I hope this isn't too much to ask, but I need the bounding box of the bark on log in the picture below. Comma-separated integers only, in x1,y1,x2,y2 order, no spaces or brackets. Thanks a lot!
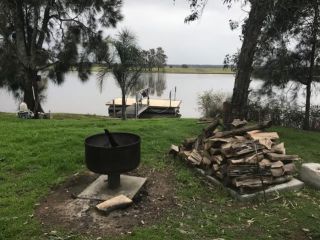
212,121,272,138
203,119,222,137
265,153,300,161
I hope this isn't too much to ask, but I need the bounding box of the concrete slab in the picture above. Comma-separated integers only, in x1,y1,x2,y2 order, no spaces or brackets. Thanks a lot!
195,168,304,201
78,175,147,201
300,163,320,189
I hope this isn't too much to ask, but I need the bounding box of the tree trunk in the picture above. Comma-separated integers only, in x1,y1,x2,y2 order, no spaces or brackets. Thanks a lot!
303,82,311,130
24,70,44,118
303,0,318,130
121,88,126,120
230,0,269,121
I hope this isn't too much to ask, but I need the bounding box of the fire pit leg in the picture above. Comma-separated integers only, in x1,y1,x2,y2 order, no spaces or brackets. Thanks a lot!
108,173,120,189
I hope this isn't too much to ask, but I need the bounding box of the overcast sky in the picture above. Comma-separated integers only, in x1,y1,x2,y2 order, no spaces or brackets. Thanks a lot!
106,0,247,65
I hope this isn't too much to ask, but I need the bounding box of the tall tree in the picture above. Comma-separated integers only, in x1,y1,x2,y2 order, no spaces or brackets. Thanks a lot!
184,0,274,121
99,29,144,120
253,0,320,130
0,0,122,117
147,48,156,71
155,47,167,71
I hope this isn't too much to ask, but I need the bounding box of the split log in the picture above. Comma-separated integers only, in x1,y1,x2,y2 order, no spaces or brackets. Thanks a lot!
227,165,271,177
234,175,293,188
203,119,222,138
257,138,273,149
259,159,272,168
234,135,247,141
202,156,212,168
283,163,296,174
271,142,286,154
231,119,248,128
272,175,293,184
233,176,273,188
265,153,300,161
183,138,197,149
211,155,223,164
212,121,272,138
209,148,221,155
212,164,219,171
271,168,284,177
205,137,234,148
96,195,132,214
179,151,191,160
271,161,284,168
169,144,180,155
247,131,279,140
221,142,264,158
229,153,264,164
187,150,202,166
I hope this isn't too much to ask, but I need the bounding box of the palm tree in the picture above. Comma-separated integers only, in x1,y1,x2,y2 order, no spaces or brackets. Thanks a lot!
99,29,144,120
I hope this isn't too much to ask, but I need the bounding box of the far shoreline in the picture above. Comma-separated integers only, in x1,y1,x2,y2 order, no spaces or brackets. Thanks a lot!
90,65,235,75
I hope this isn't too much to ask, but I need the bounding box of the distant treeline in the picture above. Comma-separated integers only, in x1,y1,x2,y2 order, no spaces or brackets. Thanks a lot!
167,64,225,68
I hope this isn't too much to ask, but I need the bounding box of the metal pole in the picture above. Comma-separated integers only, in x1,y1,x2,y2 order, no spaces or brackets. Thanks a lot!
136,93,138,119
169,91,171,108
113,100,116,118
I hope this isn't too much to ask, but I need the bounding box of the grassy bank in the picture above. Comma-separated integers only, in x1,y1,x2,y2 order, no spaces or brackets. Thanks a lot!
90,65,234,74
0,113,320,240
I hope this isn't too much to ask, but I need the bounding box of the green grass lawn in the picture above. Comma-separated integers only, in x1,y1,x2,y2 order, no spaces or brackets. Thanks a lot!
0,113,320,240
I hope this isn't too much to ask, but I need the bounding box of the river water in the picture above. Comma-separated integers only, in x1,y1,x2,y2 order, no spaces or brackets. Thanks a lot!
0,72,319,118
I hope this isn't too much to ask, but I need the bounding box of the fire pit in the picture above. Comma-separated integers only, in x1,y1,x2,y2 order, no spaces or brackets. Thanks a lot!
85,130,140,189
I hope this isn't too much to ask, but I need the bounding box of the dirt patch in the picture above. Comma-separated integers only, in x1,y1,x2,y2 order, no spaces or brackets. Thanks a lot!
35,167,176,237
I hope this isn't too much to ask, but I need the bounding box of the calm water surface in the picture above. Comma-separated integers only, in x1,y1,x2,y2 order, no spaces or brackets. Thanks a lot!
0,72,319,118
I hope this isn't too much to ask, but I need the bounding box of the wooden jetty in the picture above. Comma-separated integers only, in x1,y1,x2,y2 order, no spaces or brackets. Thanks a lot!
106,98,182,118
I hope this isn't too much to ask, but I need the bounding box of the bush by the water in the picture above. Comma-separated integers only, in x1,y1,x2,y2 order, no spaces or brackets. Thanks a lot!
197,90,230,118
197,90,320,130
247,96,320,130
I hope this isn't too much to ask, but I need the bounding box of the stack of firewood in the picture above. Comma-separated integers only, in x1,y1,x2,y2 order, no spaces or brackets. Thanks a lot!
171,119,299,193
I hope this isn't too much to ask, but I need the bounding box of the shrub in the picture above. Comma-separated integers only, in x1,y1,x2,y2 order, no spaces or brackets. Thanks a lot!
197,90,231,118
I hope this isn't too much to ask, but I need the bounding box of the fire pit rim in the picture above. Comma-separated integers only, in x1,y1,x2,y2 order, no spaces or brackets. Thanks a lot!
84,132,141,149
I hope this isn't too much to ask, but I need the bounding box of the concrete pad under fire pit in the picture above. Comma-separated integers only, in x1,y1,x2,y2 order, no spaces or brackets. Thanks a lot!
78,175,147,201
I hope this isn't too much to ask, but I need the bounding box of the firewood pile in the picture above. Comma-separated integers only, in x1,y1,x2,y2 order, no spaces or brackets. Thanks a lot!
171,119,300,193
